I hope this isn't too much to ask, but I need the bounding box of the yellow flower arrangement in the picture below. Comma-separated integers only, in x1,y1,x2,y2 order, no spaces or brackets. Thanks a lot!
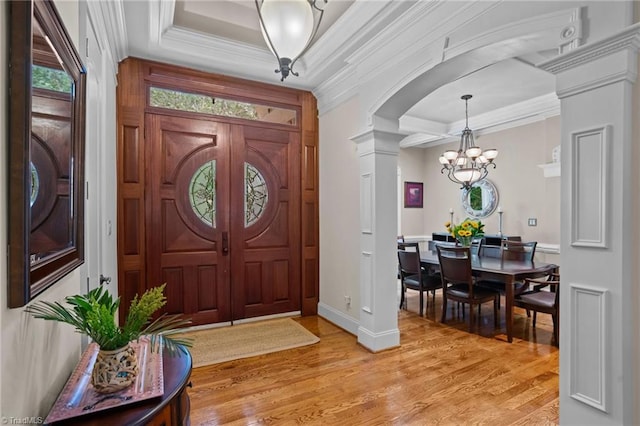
445,218,485,247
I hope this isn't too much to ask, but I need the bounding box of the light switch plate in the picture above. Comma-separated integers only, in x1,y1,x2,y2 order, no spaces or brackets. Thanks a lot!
528,218,537,226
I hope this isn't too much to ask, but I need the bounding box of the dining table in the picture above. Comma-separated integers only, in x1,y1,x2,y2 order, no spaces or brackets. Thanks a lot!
420,248,559,343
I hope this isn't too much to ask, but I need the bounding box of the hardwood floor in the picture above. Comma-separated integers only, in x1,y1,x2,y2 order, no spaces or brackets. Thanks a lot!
189,291,559,425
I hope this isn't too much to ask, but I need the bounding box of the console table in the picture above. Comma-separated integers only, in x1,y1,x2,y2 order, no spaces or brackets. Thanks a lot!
46,349,192,425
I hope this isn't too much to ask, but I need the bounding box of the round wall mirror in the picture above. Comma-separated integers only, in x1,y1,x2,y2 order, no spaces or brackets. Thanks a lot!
460,179,499,218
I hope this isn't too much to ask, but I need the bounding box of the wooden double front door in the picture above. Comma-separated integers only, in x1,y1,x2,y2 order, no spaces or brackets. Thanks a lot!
145,113,301,326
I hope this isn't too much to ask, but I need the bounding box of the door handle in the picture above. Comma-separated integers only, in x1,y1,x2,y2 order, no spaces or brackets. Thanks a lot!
222,231,229,255
100,274,111,286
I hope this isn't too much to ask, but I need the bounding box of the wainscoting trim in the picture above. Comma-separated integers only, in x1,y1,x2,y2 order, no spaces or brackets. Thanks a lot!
569,282,608,412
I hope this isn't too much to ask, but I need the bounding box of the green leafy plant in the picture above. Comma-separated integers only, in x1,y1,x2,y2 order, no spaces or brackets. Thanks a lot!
25,284,192,356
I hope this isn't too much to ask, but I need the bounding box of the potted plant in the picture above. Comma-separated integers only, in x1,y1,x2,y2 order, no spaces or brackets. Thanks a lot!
25,284,192,393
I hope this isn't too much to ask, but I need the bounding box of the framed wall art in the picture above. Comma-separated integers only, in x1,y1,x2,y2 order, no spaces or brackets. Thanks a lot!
404,181,423,208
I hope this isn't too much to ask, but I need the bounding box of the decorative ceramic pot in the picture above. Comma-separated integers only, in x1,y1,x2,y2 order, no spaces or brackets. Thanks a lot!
91,343,138,393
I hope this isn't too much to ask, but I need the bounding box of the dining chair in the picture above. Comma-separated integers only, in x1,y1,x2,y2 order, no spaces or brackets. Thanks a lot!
397,248,442,316
500,240,537,261
436,246,500,332
514,273,560,345
476,240,538,308
396,236,405,278
470,238,483,256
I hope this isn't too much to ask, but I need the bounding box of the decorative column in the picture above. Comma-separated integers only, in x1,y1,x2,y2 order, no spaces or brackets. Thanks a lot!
351,129,402,352
539,23,640,425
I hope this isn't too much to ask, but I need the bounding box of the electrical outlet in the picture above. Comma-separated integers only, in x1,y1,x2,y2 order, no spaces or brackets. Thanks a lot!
344,295,351,306
528,218,537,226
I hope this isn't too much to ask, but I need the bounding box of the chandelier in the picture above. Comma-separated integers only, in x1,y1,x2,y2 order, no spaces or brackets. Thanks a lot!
255,0,326,82
438,94,498,190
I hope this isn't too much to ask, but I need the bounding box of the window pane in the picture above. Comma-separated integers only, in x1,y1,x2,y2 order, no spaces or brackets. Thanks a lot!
190,161,216,227
30,162,39,207
245,163,268,227
32,64,73,92
150,87,297,126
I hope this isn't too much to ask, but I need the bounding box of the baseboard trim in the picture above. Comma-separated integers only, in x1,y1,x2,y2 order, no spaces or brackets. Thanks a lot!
317,302,360,335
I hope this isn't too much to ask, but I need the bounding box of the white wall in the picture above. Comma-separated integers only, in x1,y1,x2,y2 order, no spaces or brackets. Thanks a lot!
318,96,362,332
0,1,83,419
398,147,427,238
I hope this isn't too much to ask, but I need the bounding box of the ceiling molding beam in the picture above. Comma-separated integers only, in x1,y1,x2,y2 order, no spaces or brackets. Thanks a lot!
86,0,128,69
399,133,443,149
443,7,583,62
314,64,359,115
538,22,640,74
398,116,448,135
402,93,560,149
303,1,414,82
447,92,560,134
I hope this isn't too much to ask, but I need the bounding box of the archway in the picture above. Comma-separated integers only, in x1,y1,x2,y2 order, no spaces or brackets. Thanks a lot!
354,5,582,352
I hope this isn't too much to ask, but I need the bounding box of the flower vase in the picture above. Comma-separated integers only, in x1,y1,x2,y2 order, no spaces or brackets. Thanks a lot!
91,343,138,393
457,236,472,247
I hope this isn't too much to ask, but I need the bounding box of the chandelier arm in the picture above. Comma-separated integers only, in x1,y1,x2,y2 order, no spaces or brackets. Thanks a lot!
439,94,495,189
309,0,328,12
254,0,284,74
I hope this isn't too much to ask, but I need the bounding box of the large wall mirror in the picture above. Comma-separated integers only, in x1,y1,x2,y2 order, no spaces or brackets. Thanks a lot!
8,0,86,307
460,179,499,219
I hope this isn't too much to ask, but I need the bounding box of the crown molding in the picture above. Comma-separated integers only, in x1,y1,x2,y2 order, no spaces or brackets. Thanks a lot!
538,22,640,75
147,0,290,86
303,1,410,81
448,93,560,133
444,7,582,62
398,116,449,136
85,0,128,72
398,133,442,149
400,93,560,149
314,64,359,115
351,129,403,157
145,0,415,90
346,1,450,66
161,26,274,66
149,0,175,46
149,26,295,87
538,23,640,99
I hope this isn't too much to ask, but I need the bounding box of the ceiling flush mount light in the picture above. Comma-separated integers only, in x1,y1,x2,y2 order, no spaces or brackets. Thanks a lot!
439,95,498,190
255,0,326,81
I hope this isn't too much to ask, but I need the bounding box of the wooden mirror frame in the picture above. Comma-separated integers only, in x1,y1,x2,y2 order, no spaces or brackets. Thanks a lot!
8,0,86,307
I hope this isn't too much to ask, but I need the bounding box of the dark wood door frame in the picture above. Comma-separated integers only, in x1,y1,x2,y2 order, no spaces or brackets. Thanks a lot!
116,58,319,324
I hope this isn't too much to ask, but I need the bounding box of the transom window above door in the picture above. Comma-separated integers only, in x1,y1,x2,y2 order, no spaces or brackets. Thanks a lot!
149,86,297,126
